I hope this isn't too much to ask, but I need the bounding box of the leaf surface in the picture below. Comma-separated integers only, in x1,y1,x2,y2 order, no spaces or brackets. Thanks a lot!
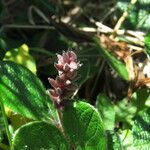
63,101,106,150
12,121,69,150
144,34,150,56
132,108,150,150
0,61,54,120
96,94,115,130
106,130,123,150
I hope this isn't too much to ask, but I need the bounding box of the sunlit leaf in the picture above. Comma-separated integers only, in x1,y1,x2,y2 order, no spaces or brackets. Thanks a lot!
144,33,150,56
63,101,107,150
0,61,55,120
12,121,69,150
132,108,150,150
3,44,37,74
119,129,133,150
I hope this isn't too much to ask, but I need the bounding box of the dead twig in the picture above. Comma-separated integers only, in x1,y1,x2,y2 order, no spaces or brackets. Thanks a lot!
114,0,138,32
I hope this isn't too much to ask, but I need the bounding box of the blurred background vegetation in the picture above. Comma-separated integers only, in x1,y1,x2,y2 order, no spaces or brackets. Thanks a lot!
1,0,150,103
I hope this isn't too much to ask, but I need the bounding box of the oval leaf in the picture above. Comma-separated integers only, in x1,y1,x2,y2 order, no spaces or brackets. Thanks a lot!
63,101,106,150
0,61,52,120
12,121,69,150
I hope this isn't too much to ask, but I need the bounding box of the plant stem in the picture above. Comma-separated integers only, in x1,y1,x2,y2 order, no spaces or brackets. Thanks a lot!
0,101,12,148
122,129,129,142
57,110,64,133
113,0,137,32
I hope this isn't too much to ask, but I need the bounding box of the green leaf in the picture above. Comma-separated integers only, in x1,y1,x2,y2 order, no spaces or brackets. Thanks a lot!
106,130,123,150
3,44,37,74
119,129,133,150
114,88,150,125
96,94,115,130
63,101,107,150
132,108,150,150
0,61,53,120
144,34,150,56
12,121,69,150
135,88,150,111
145,93,150,107
94,38,129,80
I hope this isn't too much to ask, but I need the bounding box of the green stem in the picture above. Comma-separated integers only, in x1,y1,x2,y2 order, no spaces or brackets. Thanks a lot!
122,129,129,142
57,110,64,133
0,101,12,148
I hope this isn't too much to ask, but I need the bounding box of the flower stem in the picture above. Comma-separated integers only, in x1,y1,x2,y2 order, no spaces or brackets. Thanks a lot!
0,101,12,148
57,109,64,133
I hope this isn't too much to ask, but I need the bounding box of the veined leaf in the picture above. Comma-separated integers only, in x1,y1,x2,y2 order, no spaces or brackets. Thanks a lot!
0,61,54,120
63,101,106,150
12,121,69,150
132,108,150,150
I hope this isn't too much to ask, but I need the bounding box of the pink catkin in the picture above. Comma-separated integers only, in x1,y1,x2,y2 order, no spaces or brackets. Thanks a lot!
48,51,82,108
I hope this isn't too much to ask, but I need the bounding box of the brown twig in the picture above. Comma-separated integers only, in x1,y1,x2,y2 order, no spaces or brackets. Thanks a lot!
114,0,138,32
